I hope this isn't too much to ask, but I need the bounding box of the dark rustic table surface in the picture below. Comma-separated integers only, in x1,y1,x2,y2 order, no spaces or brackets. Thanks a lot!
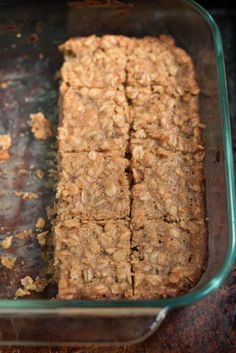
1,3,236,353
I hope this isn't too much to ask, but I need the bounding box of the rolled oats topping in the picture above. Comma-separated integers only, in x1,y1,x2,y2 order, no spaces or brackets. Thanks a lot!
58,86,130,154
56,152,130,221
130,219,207,299
54,218,132,299
131,148,205,226
55,34,207,300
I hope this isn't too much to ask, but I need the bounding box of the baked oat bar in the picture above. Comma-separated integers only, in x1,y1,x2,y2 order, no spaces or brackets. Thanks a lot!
56,152,130,221
54,217,132,299
131,147,205,227
130,93,204,153
58,85,130,154
126,35,199,96
59,36,127,89
130,219,207,299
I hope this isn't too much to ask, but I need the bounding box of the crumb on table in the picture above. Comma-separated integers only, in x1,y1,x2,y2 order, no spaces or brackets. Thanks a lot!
35,169,44,179
15,229,32,239
29,112,53,140
15,276,48,298
1,255,16,269
21,275,48,292
15,288,30,298
0,235,13,249
36,217,45,229
14,191,38,200
37,231,48,246
0,134,11,161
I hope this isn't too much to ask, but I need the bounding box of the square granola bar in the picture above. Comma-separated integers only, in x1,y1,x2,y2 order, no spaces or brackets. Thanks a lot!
130,219,207,299
56,152,130,221
58,85,130,154
59,36,128,89
126,36,199,96
54,217,132,299
131,147,205,227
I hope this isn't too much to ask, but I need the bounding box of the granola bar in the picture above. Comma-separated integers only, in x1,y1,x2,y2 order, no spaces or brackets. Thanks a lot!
58,85,130,154
131,147,205,227
59,36,127,89
126,35,199,95
56,152,130,221
54,217,132,299
130,219,207,299
130,93,204,153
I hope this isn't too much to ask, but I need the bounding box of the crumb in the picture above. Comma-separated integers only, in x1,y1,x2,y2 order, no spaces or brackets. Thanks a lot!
14,191,38,200
0,134,11,150
21,275,48,292
37,231,48,246
1,235,13,249
15,229,32,239
29,112,52,140
36,217,45,229
0,150,10,161
46,205,56,220
35,169,44,179
15,288,30,298
0,82,9,89
1,255,16,269
30,164,35,170
0,134,11,161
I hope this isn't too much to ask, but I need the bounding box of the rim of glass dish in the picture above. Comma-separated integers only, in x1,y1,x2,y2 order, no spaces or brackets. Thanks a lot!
0,0,235,312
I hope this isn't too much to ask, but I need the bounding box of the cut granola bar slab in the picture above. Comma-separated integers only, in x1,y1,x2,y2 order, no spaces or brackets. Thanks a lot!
130,219,207,299
131,147,205,227
54,217,132,299
58,85,130,154
57,152,130,221
55,34,207,301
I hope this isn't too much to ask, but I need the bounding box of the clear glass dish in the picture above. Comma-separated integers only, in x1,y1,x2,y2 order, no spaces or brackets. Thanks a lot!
0,0,235,346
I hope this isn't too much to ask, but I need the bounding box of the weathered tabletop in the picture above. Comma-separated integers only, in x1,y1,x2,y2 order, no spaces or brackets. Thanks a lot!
1,4,236,353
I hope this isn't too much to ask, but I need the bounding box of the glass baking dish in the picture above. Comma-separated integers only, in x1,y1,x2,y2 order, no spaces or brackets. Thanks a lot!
0,0,235,346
